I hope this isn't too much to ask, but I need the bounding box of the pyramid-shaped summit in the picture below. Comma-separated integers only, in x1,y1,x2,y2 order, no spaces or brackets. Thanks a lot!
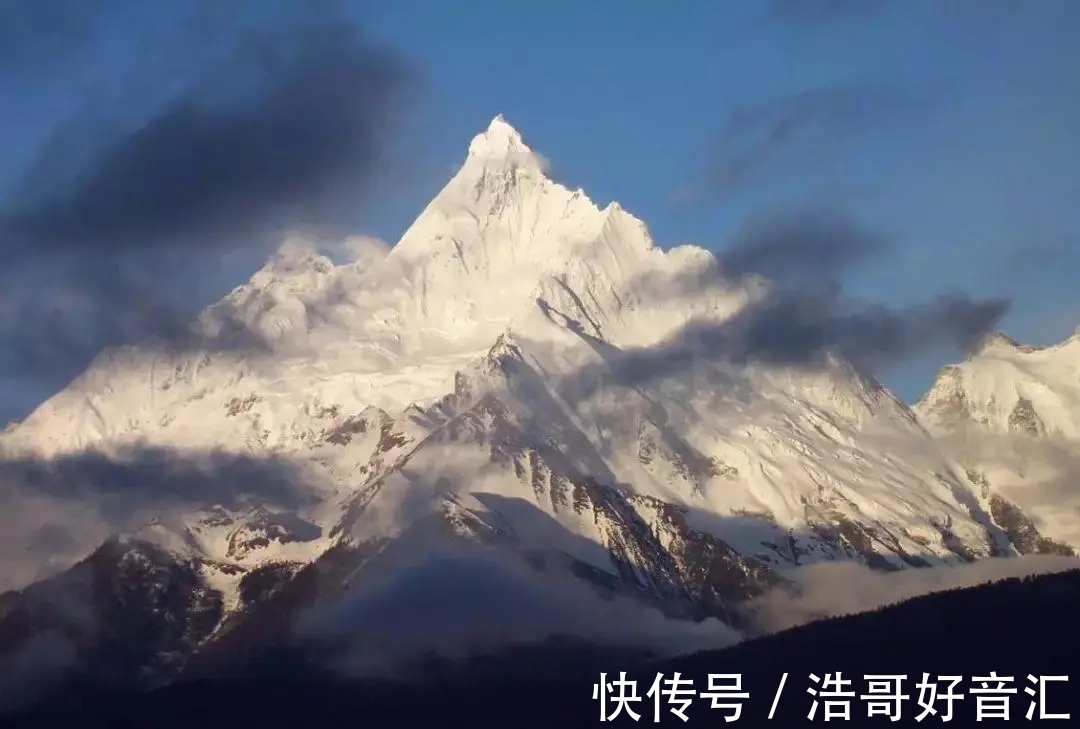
472,114,525,148
386,112,656,321
463,114,546,172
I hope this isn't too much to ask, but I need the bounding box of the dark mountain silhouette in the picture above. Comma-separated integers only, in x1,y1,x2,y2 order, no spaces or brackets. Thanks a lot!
4,567,1078,727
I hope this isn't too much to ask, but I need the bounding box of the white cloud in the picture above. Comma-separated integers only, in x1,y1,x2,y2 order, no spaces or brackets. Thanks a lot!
297,541,740,677
743,555,1080,635
534,150,552,174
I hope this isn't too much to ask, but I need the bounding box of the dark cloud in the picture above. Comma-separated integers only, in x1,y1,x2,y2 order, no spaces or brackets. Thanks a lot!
0,1,419,405
710,83,923,197
2,23,412,258
0,445,321,591
0,257,205,384
719,207,1010,370
567,208,1010,393
721,207,890,282
717,289,1008,371
593,288,1008,390
0,445,315,517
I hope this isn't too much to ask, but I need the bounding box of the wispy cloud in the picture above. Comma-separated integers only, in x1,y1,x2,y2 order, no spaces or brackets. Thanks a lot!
708,83,927,199
567,207,1009,396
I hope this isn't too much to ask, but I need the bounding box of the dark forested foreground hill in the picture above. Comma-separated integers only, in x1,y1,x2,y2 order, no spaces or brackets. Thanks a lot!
5,568,1079,728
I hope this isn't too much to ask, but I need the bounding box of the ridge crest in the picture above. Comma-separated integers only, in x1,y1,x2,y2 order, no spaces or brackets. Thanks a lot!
465,114,542,170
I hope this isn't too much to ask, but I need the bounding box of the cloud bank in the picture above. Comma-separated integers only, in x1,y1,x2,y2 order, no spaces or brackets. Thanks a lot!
297,542,740,678
742,555,1080,636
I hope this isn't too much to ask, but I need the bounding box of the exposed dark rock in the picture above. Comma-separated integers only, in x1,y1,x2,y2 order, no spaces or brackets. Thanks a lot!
1007,397,1045,437
225,510,322,559
224,395,260,417
237,562,304,609
322,417,368,446
988,495,1074,556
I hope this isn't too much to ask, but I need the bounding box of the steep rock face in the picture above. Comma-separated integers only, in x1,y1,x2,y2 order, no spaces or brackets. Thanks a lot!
0,116,1070,690
986,495,1073,556
338,388,777,623
916,330,1080,555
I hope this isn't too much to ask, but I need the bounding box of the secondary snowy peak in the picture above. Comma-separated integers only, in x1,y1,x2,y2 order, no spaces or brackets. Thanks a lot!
260,236,335,276
914,326,1080,555
916,327,1080,438
969,330,1035,359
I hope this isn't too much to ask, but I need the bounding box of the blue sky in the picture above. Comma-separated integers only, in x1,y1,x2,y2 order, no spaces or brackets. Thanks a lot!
1,0,1078,416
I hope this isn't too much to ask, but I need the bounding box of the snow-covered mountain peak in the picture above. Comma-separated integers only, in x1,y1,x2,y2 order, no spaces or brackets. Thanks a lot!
0,118,673,459
381,117,661,342
970,330,1031,359
915,325,1080,554
465,114,544,172
916,327,1080,439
